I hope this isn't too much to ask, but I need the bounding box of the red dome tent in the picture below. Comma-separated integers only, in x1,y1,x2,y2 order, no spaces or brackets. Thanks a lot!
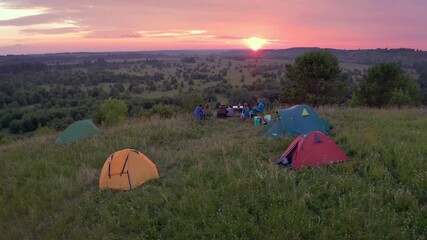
275,131,349,170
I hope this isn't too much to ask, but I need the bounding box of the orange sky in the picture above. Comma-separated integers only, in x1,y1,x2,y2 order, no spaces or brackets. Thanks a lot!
1,0,427,54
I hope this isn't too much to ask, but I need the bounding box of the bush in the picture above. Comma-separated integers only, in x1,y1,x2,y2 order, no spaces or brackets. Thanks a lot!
34,126,56,136
140,104,175,119
0,134,12,145
96,98,128,126
178,92,204,112
348,92,363,107
353,63,422,107
389,88,412,107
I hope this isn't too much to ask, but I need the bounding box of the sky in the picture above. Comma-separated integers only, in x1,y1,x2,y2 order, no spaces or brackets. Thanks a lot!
0,0,427,55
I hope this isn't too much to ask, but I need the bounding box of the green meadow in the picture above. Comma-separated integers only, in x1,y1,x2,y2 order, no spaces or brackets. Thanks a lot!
0,107,426,239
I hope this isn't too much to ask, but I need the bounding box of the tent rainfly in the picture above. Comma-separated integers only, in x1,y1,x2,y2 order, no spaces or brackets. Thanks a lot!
275,131,349,170
99,149,159,191
55,119,101,144
263,105,331,137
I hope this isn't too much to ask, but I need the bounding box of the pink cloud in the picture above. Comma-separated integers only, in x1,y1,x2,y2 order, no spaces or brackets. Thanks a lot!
0,13,63,26
21,27,79,34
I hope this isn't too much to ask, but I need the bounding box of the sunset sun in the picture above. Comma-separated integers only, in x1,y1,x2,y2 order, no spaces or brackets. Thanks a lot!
243,37,269,51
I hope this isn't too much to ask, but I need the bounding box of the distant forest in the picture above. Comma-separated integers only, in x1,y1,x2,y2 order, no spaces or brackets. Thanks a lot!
0,48,426,138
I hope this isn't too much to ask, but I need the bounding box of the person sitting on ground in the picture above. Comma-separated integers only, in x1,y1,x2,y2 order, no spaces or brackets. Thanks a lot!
216,103,227,118
204,104,213,119
226,105,234,117
240,103,250,121
252,98,265,117
193,104,205,121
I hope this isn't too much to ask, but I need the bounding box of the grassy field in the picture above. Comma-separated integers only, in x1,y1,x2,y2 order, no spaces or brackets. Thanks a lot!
0,107,426,239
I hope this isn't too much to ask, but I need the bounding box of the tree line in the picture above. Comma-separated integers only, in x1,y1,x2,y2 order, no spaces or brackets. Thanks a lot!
281,50,424,107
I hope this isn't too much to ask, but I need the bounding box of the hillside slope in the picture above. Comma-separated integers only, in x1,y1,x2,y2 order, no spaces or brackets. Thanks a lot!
0,108,426,239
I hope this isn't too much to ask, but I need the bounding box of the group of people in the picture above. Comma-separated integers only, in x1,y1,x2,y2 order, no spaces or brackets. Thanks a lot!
216,103,235,119
193,98,265,122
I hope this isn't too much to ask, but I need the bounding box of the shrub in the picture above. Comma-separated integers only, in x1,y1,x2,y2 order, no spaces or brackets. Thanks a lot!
96,98,128,126
389,88,412,107
348,92,363,107
0,134,12,145
178,92,204,112
353,63,422,107
34,126,56,136
140,104,176,119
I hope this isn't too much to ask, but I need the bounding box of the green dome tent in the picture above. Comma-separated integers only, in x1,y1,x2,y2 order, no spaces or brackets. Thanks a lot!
55,119,101,144
263,105,331,137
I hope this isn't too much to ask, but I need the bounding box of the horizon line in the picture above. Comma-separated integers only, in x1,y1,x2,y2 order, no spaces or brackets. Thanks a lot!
1,46,425,57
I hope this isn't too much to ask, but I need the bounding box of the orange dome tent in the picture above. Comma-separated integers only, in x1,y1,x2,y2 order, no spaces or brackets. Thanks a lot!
99,149,159,190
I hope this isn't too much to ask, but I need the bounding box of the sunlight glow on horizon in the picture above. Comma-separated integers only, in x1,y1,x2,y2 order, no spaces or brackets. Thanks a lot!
243,37,269,51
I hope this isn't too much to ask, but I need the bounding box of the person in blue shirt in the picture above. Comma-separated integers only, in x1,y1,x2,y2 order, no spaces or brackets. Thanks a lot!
252,98,265,117
240,103,250,120
193,104,205,121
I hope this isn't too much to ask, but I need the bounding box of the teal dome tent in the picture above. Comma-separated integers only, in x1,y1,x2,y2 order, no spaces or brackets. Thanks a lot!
263,105,331,137
55,119,101,144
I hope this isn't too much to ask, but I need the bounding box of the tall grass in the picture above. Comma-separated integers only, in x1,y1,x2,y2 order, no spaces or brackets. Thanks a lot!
0,108,426,239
